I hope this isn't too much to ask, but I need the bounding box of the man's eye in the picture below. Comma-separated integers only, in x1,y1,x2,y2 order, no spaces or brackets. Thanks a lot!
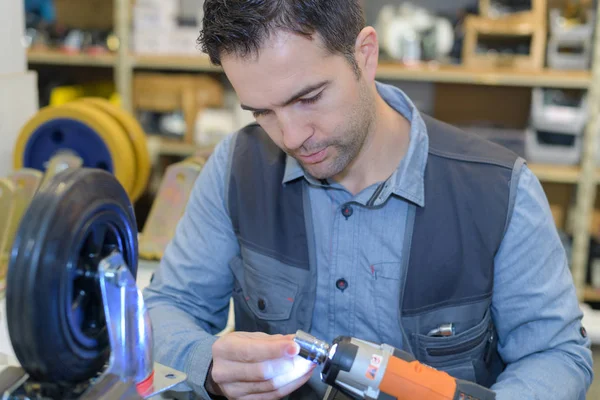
253,110,270,118
299,91,324,105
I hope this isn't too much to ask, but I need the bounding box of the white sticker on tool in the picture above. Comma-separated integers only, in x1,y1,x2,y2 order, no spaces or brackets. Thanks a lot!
370,354,382,367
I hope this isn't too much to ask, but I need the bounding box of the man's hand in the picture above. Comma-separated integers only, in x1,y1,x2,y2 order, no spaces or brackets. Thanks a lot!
206,332,316,400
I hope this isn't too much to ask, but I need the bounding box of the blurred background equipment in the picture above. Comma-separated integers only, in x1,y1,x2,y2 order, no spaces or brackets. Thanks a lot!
47,81,120,106
462,0,548,69
13,99,151,202
525,88,588,165
132,72,224,144
547,4,596,69
133,0,205,56
376,3,455,64
24,2,116,56
139,156,205,260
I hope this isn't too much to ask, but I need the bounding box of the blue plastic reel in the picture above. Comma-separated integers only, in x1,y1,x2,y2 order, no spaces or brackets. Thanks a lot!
21,118,114,173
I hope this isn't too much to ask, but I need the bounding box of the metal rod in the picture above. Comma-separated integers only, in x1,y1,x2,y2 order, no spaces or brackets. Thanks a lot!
294,330,330,365
570,3,600,301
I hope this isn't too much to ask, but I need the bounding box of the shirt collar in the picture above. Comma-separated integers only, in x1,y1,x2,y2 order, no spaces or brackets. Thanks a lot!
282,81,428,207
282,155,304,183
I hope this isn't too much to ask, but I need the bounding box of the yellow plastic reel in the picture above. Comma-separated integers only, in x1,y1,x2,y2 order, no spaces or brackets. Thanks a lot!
79,97,151,202
49,81,119,106
13,102,137,198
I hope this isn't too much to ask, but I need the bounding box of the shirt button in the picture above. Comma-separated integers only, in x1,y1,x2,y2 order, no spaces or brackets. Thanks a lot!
258,298,266,311
341,204,353,219
336,278,348,292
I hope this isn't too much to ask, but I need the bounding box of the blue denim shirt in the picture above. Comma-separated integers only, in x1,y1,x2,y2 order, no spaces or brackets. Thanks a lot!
143,82,593,399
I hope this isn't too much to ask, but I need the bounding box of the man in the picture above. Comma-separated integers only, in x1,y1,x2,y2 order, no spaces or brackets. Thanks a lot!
143,1,594,399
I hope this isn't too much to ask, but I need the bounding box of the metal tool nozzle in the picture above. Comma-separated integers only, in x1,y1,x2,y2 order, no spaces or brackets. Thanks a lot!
293,330,331,365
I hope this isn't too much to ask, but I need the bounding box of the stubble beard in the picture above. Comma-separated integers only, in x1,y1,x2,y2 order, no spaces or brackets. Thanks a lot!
301,81,376,180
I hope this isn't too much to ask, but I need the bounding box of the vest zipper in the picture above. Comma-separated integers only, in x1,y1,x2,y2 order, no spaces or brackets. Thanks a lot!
426,322,492,357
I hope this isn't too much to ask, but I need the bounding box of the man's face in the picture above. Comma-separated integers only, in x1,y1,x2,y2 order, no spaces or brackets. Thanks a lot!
221,31,375,180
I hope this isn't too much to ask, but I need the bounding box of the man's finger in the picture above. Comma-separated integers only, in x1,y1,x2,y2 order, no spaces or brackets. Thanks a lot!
221,378,279,398
238,367,315,400
212,358,297,383
235,332,286,340
245,358,315,395
214,337,299,363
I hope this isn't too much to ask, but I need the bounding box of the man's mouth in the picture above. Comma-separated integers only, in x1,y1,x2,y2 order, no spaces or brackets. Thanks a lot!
297,147,328,164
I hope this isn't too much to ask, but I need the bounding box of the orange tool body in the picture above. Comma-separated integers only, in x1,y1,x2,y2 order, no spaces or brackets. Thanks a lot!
293,331,495,400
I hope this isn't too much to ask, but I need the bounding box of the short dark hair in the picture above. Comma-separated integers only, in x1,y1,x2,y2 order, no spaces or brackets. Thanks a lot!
198,0,366,75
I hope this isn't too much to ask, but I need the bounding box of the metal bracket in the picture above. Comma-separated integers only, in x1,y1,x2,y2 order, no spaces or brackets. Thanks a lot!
98,251,154,384
89,251,186,399
40,153,84,188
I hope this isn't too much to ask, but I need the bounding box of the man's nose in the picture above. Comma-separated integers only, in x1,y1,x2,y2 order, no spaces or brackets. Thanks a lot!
278,112,311,151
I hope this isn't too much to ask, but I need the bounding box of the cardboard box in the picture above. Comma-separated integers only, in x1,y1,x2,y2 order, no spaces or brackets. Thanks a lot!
0,72,39,177
133,31,170,54
133,3,178,31
134,28,202,56
167,28,201,55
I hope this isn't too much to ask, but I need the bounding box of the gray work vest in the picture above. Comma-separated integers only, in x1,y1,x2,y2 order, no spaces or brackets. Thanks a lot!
225,115,525,392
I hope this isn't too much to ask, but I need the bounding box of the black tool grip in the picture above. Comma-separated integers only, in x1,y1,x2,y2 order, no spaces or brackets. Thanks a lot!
321,337,358,386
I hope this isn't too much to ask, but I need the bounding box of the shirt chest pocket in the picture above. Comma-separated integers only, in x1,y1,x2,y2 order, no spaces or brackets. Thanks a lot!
354,262,403,348
229,254,301,334
413,308,496,384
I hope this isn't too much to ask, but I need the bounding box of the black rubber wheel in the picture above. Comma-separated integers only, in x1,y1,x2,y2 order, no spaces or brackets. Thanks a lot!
6,168,138,385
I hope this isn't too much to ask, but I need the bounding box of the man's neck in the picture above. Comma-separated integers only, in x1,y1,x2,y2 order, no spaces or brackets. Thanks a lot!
334,92,411,195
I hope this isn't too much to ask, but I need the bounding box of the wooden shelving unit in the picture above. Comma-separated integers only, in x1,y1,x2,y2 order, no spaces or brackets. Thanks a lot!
376,63,591,89
27,49,117,67
133,54,221,72
132,54,594,89
148,137,200,157
29,50,591,88
25,0,600,303
529,164,581,184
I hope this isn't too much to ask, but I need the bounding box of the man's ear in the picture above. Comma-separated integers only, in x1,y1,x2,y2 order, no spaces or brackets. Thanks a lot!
354,27,379,81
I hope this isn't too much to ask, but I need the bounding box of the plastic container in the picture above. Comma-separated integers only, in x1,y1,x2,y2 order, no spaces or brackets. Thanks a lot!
530,88,588,135
525,128,581,165
547,9,595,70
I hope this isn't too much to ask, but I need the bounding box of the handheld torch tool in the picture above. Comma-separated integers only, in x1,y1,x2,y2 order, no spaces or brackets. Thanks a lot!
293,330,495,400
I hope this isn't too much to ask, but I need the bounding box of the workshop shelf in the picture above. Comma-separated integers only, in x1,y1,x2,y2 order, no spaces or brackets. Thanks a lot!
132,55,592,89
529,164,581,184
375,63,591,89
30,50,592,90
27,49,117,67
132,54,221,72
